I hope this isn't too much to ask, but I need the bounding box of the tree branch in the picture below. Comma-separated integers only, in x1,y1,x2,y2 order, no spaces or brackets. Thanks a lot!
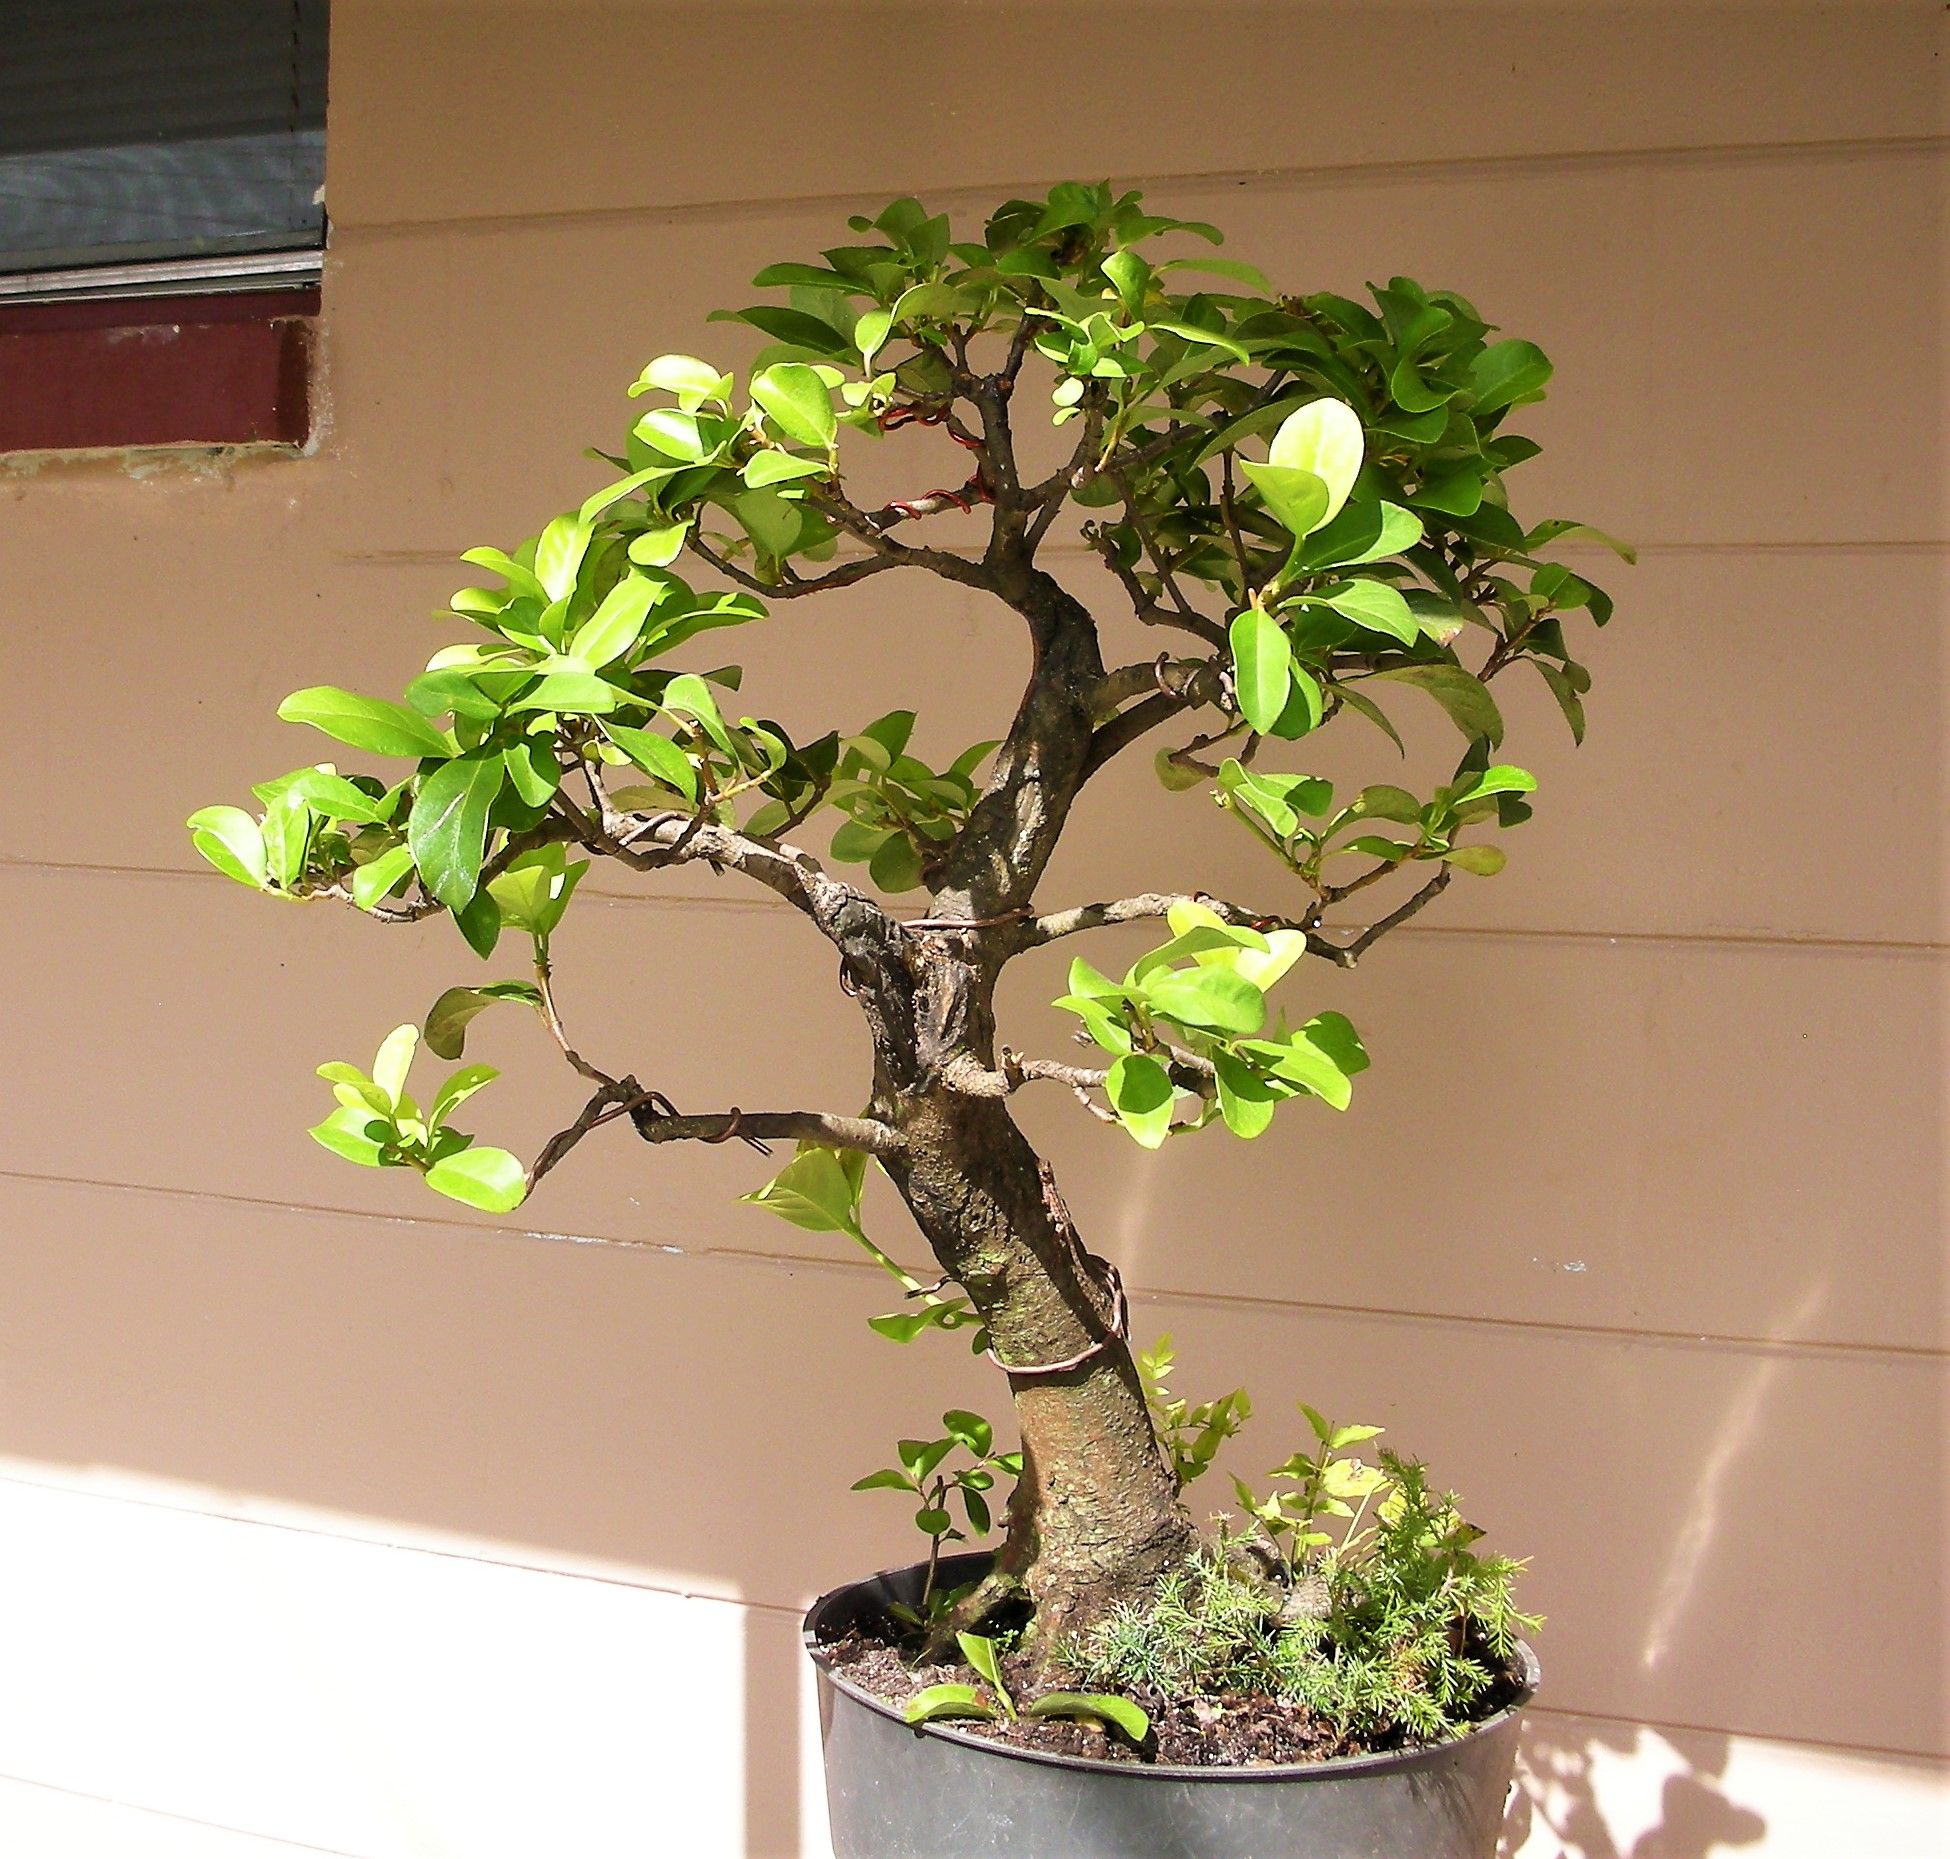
1010,891,1313,954
527,1079,900,1191
1307,867,1453,969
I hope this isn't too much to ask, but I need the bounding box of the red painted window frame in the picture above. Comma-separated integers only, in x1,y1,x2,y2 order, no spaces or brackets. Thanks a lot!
0,286,318,454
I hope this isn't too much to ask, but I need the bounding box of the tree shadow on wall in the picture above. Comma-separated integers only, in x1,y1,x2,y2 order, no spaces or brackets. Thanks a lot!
1502,1716,1768,1858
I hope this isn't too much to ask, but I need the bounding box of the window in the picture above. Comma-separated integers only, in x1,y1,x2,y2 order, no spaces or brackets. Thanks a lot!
0,0,328,451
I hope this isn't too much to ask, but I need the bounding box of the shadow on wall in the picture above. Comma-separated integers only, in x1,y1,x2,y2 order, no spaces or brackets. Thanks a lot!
1503,1715,1767,1859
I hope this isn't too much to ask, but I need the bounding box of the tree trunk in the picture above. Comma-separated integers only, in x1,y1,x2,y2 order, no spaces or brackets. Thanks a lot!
877,1086,1196,1660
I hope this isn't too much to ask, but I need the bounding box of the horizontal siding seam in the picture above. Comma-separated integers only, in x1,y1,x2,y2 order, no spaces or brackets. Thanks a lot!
0,860,1943,955
327,132,1950,242
1,1165,1941,1365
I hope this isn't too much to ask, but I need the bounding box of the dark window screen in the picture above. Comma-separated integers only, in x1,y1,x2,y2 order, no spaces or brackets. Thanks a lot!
0,0,328,280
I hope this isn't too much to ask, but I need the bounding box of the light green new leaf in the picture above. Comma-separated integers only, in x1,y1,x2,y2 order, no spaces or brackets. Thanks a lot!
1238,460,1330,540
1452,765,1536,807
1142,967,1266,1036
1267,398,1363,526
277,687,452,760
742,450,828,487
1229,607,1291,734
751,363,837,451
534,515,593,602
740,1143,865,1237
428,1063,499,1132
425,1145,528,1212
186,806,267,889
574,574,657,668
630,353,730,407
309,1105,390,1168
350,844,416,911
371,1023,418,1108
407,750,505,909
627,521,691,568
1443,843,1508,875
1313,579,1417,645
1106,1053,1176,1148
1211,1048,1278,1140
487,844,586,938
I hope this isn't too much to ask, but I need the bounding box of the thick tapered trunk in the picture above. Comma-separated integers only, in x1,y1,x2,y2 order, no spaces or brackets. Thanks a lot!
852,557,1196,1656
879,1089,1196,1655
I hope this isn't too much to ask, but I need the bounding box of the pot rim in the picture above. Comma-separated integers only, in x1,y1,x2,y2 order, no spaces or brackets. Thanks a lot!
802,1552,1540,1786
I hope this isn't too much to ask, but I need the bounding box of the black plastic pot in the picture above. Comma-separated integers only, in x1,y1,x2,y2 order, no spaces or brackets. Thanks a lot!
804,1553,1537,1859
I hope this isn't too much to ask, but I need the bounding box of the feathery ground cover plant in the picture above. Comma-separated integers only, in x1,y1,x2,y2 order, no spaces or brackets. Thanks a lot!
191,181,1619,1748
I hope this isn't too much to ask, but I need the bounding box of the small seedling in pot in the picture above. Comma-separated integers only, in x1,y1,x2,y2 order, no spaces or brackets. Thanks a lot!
904,1633,1151,1746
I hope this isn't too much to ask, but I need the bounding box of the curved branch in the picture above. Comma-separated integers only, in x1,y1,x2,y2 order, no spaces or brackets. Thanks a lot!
1308,867,1452,969
528,1079,900,1191
1011,891,1313,953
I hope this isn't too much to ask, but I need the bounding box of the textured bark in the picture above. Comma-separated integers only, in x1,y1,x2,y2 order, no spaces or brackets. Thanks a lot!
840,557,1201,1656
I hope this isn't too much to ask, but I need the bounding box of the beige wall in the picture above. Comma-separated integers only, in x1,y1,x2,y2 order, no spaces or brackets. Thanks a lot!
2,3,1944,1853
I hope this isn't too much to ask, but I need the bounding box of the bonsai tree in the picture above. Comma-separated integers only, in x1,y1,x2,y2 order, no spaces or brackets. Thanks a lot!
190,182,1620,1675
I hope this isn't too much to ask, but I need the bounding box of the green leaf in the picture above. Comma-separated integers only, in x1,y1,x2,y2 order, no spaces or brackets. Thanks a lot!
487,844,586,938
534,515,593,601
424,1145,528,1213
1267,398,1363,526
742,450,828,487
629,353,730,407
943,1410,993,1456
957,1633,1011,1711
277,688,452,760
1534,660,1587,743
371,1023,418,1107
1469,338,1553,414
1238,460,1330,540
1373,664,1505,746
309,1105,390,1168
574,574,657,668
1242,1033,1352,1109
424,981,541,1060
1443,843,1508,875
1296,497,1423,570
1337,685,1405,753
740,1142,864,1236
1142,967,1266,1036
600,723,700,801
1212,1048,1278,1140
1106,1053,1175,1149
660,672,737,757
1453,765,1536,805
750,363,837,451
869,832,925,893
1229,608,1291,735
1302,1010,1369,1076
1026,1693,1150,1742
428,1063,499,1132
186,806,267,889
408,751,505,910
1311,579,1417,644
903,1685,999,1726
351,843,416,911
628,522,691,568
850,1468,914,1493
